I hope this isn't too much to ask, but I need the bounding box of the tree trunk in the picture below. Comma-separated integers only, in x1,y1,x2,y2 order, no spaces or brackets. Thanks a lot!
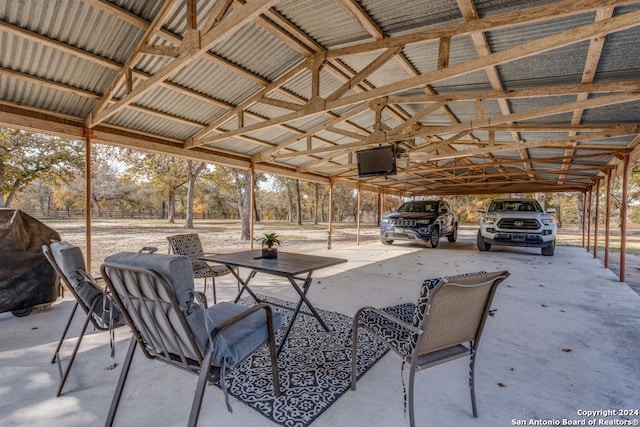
314,183,319,225
233,170,251,240
3,179,20,208
295,179,302,225
185,161,206,229
168,192,176,224
242,172,251,240
253,183,261,222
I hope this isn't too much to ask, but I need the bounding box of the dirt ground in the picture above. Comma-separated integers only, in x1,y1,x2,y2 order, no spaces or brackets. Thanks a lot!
45,218,382,274
43,218,640,294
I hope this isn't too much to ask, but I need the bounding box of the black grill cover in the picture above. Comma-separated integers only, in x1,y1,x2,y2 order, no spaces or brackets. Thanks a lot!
0,209,60,313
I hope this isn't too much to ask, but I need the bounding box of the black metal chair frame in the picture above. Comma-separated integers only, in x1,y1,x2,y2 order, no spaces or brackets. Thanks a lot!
167,233,237,304
101,261,280,427
351,271,509,427
43,244,123,397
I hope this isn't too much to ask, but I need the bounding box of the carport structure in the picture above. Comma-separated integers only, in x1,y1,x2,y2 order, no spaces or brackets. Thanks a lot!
0,0,639,277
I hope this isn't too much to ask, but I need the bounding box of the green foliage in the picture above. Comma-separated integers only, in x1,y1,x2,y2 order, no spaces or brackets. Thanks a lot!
0,128,84,207
260,232,282,248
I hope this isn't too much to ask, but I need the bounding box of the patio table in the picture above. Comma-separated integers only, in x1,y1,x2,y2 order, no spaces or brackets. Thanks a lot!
200,250,347,355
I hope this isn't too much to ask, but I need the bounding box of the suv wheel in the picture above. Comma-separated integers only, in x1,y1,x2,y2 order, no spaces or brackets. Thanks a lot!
541,240,555,256
429,226,440,248
381,239,393,245
477,230,491,251
447,224,458,242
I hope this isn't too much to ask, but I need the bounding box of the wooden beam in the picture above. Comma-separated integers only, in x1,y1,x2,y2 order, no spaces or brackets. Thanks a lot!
326,0,638,59
89,0,181,121
197,9,640,145
336,0,384,40
620,154,630,282
438,36,451,70
90,0,278,127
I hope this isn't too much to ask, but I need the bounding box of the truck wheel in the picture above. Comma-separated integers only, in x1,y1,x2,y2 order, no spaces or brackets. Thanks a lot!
542,241,555,256
477,230,491,251
447,224,458,242
429,226,440,248
11,307,33,317
381,239,394,245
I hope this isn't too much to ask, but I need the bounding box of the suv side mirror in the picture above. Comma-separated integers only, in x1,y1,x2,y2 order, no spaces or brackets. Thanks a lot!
391,208,397,213
478,208,486,213
440,208,448,214
546,208,556,213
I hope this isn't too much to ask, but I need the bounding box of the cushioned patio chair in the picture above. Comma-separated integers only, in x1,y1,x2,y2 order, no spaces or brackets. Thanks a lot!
101,252,281,427
167,233,235,304
43,241,124,397
351,270,510,427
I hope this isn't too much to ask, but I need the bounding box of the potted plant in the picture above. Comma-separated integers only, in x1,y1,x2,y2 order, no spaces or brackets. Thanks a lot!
260,233,282,259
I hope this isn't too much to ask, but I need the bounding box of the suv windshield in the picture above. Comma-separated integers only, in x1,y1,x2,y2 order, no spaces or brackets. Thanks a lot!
397,201,439,213
488,200,542,213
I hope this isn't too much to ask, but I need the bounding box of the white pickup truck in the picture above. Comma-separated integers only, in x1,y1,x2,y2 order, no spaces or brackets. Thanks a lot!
477,198,557,256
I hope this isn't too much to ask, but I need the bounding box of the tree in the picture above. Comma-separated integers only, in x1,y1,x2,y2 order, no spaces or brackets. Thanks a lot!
232,169,251,240
185,160,207,228
0,128,84,208
295,179,302,225
119,151,190,224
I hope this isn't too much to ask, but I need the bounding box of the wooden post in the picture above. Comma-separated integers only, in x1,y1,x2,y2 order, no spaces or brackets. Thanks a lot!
593,178,600,259
581,191,586,248
620,154,630,283
378,189,383,227
249,164,254,250
327,180,334,250
586,188,592,252
604,169,612,268
85,129,92,271
356,184,361,245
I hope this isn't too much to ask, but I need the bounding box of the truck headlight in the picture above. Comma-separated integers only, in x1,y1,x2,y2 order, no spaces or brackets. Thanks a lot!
541,218,554,225
483,217,496,225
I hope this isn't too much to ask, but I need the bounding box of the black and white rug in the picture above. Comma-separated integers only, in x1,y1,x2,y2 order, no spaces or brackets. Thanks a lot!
223,296,411,427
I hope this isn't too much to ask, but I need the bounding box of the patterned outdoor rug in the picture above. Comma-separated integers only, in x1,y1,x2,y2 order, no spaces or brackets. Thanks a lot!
223,295,413,427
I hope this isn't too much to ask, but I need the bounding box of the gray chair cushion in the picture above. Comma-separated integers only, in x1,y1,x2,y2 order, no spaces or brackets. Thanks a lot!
191,302,282,368
103,252,195,310
104,252,280,368
50,240,117,323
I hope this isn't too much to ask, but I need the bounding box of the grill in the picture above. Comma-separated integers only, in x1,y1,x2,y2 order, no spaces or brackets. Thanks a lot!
391,219,416,227
497,218,540,230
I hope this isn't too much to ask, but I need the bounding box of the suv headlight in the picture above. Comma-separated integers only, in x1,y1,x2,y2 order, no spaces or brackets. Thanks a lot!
482,216,496,225
541,218,555,225
381,218,390,225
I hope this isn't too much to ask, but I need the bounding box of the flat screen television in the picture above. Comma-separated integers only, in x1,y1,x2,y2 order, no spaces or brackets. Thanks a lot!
356,145,397,177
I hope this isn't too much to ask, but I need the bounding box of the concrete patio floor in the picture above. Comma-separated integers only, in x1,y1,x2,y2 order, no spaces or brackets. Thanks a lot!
1,228,639,427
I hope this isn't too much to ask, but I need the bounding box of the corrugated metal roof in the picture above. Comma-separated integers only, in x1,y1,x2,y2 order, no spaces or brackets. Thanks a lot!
274,0,371,49
1,0,639,196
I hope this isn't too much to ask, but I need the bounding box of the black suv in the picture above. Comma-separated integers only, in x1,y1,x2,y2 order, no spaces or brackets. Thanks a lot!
380,200,458,248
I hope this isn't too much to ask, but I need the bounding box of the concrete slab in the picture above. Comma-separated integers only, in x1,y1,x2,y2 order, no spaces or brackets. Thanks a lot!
1,228,639,427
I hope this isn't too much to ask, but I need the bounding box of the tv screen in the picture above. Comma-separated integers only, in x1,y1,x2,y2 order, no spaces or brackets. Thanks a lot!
356,145,397,177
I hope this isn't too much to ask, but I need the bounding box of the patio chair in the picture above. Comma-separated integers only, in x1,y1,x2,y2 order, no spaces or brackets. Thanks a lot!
167,233,235,304
351,270,510,427
101,252,281,427
43,241,124,397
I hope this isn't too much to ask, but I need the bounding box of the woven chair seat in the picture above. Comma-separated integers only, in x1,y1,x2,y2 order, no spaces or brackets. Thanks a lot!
358,303,414,356
352,270,510,427
167,233,233,304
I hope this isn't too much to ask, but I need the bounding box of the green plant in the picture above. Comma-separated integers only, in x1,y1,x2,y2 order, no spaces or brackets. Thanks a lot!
260,232,282,249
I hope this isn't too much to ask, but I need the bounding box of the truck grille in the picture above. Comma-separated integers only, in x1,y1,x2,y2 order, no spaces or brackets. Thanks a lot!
391,219,416,227
497,218,540,230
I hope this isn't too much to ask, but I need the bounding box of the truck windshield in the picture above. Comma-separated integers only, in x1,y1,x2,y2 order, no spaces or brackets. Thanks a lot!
488,201,542,212
397,201,439,213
